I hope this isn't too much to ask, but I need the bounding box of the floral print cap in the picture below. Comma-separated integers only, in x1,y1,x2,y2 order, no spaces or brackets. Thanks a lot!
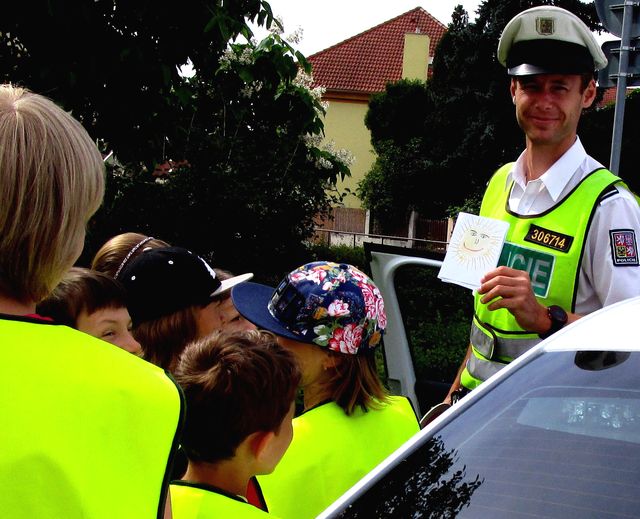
267,261,387,355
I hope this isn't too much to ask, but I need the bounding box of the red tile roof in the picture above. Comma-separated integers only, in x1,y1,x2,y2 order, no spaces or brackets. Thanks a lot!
308,7,446,95
597,86,635,108
599,87,617,107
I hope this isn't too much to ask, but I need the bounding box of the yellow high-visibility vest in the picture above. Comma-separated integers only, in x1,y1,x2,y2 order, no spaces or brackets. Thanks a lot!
462,164,623,389
258,396,419,519
171,481,275,518
0,316,185,519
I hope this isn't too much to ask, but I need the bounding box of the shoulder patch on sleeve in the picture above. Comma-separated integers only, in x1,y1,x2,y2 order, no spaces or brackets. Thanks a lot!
599,184,619,203
610,229,639,266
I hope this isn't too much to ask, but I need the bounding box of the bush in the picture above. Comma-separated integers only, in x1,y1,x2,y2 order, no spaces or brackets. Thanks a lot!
304,243,367,271
394,265,472,383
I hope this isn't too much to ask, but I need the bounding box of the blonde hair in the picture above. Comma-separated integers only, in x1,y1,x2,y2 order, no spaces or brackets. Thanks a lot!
0,84,105,303
91,232,170,278
326,352,390,415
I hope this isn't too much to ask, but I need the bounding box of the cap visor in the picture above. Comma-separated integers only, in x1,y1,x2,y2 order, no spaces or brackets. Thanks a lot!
508,63,592,76
231,282,309,342
211,273,254,297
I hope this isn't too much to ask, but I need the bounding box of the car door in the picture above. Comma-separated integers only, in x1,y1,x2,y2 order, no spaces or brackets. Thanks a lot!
365,241,473,417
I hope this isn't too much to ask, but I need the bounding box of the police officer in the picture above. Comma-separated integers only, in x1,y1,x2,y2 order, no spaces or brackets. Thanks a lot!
445,6,640,402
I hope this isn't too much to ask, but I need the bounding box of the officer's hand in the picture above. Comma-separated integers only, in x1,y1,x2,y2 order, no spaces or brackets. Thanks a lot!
443,392,454,406
477,266,547,332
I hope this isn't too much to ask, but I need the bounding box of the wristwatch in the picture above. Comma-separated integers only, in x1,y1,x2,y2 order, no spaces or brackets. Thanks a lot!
538,305,568,339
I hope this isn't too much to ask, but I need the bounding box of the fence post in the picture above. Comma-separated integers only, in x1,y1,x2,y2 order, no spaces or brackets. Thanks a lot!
408,210,418,248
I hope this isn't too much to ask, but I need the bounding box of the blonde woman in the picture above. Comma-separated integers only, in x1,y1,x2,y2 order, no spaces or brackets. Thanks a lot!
0,84,183,519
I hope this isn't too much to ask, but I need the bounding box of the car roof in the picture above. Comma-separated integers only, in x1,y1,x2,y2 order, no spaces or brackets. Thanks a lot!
539,294,640,353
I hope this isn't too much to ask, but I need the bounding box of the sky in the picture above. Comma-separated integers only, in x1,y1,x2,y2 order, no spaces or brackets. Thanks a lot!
252,1,484,56
250,0,616,56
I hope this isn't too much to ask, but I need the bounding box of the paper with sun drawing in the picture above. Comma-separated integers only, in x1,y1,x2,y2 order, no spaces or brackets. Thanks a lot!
438,212,510,290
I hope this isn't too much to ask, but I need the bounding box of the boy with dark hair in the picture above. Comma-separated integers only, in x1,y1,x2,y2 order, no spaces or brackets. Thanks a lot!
171,330,301,517
37,267,141,354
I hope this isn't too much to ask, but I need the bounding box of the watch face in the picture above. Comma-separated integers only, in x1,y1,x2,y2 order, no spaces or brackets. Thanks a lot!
539,305,569,339
548,305,568,324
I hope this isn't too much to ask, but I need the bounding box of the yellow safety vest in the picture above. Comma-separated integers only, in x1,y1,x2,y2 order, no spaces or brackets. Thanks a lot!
171,481,275,518
0,316,185,519
258,396,419,519
462,164,623,389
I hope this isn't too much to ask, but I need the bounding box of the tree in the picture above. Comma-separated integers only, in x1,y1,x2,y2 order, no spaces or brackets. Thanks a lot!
365,79,435,148
359,80,437,219
580,90,640,195
1,2,352,280
0,1,278,166
359,0,609,219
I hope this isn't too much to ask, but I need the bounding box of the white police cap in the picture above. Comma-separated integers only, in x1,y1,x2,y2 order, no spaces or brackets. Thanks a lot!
497,6,607,76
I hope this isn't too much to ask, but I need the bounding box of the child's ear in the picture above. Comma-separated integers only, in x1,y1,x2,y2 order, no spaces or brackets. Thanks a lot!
249,430,275,462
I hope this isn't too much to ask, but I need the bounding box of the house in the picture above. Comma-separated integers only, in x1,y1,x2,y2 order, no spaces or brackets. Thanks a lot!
308,7,446,242
597,86,637,107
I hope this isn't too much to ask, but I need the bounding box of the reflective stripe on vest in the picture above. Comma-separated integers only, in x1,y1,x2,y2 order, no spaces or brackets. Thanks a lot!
466,352,507,385
470,317,540,360
171,482,273,518
258,397,419,519
463,163,624,388
0,318,184,519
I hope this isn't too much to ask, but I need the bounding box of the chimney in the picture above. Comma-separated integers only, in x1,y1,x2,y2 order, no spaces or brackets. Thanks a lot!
402,32,430,80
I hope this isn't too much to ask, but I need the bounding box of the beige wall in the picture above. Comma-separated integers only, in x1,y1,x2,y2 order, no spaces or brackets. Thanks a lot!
403,33,430,81
323,99,374,208
321,33,431,211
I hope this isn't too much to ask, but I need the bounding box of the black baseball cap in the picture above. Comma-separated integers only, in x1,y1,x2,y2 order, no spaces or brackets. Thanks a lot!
119,246,252,326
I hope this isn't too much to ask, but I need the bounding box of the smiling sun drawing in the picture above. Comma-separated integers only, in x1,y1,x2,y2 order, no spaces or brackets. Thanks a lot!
451,215,505,271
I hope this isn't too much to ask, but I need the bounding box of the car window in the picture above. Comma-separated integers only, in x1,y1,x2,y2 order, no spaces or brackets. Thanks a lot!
328,350,640,518
393,264,472,410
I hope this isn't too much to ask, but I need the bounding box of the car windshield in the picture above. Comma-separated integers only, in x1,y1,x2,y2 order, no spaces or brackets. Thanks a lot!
330,350,640,519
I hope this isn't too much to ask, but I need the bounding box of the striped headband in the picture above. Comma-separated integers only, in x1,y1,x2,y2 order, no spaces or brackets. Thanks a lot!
114,236,155,280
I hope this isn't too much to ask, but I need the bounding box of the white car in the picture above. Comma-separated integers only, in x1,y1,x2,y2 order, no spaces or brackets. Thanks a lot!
317,244,640,518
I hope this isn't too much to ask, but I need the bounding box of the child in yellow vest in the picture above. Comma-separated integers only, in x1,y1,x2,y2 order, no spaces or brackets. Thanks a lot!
37,267,141,354
171,330,301,518
231,261,420,518
0,83,183,519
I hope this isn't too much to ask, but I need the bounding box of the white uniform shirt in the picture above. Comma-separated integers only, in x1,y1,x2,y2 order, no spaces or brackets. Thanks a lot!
505,137,640,314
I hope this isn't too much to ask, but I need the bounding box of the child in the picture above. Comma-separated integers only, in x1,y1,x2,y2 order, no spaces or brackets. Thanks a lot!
0,83,182,519
171,330,301,517
91,232,170,279
231,261,420,518
37,267,141,354
118,246,253,371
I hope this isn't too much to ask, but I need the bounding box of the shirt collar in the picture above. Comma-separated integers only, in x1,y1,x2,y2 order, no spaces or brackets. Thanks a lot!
509,150,528,190
507,137,586,200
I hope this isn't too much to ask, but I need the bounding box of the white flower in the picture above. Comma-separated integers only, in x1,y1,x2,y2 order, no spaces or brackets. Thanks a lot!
286,27,304,45
327,299,350,317
269,16,285,36
315,156,332,169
